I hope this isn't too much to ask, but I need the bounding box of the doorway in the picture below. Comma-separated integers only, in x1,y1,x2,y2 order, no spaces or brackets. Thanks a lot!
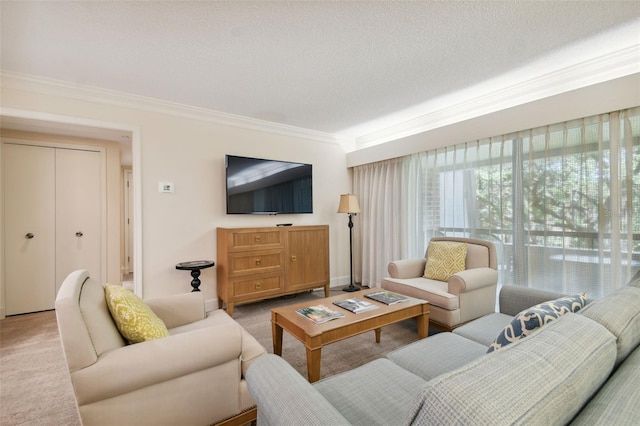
0,111,140,318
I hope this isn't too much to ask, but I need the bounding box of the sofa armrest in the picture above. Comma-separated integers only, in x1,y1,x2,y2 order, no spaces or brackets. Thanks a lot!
240,328,267,378
498,284,567,316
388,258,426,279
145,292,206,329
448,267,498,295
72,322,242,405
246,354,351,425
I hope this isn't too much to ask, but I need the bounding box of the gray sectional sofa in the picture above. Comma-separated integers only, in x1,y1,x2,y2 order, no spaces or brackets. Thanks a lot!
246,276,640,425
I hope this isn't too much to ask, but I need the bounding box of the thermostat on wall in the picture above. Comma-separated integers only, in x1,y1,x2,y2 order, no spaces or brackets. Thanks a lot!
159,182,174,193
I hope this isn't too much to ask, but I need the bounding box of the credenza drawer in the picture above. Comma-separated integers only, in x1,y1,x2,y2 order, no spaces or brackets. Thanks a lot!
232,274,283,297
229,250,283,276
228,230,283,250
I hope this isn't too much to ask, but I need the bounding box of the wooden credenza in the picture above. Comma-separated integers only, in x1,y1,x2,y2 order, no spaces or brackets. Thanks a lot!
216,225,330,316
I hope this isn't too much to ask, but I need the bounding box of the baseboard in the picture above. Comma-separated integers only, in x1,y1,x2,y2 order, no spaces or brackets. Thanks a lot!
206,279,364,312
331,276,364,288
331,275,348,288
205,298,217,312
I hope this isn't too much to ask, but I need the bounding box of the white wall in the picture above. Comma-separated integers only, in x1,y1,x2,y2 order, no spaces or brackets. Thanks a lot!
0,76,352,307
3,72,637,310
138,113,351,299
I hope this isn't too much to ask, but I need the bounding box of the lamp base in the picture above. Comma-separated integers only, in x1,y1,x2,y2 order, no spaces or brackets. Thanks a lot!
342,283,359,292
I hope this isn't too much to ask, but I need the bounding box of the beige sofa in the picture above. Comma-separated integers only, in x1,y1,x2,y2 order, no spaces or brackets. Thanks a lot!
55,269,266,426
382,236,499,330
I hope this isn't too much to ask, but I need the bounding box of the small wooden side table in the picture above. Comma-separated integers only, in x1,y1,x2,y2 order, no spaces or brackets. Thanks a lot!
175,260,215,292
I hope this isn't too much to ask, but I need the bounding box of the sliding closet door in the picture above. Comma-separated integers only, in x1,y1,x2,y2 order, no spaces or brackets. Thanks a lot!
4,144,56,315
54,148,102,292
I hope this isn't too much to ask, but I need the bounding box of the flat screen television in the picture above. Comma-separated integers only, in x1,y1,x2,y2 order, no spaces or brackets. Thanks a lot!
225,155,313,214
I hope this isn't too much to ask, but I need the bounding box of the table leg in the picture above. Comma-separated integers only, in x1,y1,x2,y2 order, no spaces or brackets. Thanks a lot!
306,346,322,383
416,313,429,339
375,327,381,343
189,269,202,292
272,316,283,356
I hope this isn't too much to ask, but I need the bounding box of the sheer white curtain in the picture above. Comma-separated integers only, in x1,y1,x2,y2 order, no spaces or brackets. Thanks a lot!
352,107,639,296
352,155,426,288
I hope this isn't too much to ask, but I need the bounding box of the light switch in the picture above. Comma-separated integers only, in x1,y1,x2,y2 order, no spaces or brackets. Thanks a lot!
159,182,174,193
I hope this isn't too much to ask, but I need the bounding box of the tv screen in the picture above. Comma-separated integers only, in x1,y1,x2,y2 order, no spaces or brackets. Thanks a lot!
225,155,313,214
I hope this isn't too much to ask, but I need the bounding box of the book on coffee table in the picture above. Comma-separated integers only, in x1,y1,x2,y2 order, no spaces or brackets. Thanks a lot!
333,298,379,314
296,304,345,324
365,291,409,305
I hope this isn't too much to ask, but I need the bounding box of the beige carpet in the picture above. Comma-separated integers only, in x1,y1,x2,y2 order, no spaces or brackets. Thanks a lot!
0,310,81,426
0,288,431,425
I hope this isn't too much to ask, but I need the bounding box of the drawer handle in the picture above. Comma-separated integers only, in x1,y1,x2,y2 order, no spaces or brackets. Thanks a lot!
255,259,262,266
255,282,262,290
291,255,297,262
255,236,261,242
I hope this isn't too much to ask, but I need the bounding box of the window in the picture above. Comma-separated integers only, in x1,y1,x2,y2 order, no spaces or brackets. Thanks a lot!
354,107,640,297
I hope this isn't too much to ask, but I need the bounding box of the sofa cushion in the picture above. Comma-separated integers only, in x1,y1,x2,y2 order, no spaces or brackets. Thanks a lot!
424,242,467,281
105,284,169,344
406,314,617,425
387,332,487,380
313,358,426,426
569,345,640,425
487,294,587,352
579,285,640,366
382,278,459,310
453,312,513,346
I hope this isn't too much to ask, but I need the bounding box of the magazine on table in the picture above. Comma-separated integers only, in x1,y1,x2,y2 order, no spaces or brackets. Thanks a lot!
333,298,379,314
296,304,345,324
365,291,409,305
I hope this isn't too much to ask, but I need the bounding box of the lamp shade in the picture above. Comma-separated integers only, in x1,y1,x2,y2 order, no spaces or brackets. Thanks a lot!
337,194,361,214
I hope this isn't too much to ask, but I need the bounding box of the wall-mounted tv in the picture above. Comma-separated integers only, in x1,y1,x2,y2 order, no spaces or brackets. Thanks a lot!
225,155,313,214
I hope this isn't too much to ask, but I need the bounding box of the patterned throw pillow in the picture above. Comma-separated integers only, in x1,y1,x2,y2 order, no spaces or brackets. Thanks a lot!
423,242,468,281
487,293,588,353
105,284,169,344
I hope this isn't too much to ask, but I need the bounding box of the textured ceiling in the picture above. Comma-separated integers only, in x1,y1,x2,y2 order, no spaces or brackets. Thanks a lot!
1,1,640,141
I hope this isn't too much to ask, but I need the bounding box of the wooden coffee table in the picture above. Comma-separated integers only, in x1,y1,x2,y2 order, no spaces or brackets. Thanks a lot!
271,289,429,382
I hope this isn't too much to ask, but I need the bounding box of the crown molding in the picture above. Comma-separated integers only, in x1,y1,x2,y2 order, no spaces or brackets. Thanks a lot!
0,70,352,147
3,43,637,153
354,44,640,150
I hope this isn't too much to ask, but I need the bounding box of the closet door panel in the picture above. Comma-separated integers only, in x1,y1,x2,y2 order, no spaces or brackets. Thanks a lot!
55,148,102,290
4,144,56,315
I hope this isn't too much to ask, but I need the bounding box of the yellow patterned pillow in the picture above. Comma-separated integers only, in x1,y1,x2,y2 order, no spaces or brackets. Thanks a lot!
105,284,169,344
423,242,468,281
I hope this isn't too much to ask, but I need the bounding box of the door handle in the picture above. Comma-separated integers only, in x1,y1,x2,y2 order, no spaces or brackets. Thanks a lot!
76,232,84,237
26,233,34,239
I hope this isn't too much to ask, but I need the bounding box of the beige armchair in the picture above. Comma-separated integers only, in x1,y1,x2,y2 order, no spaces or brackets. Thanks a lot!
381,237,498,331
55,270,266,426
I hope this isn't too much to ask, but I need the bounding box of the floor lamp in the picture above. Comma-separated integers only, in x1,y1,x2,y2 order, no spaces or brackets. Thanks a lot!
337,194,361,292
